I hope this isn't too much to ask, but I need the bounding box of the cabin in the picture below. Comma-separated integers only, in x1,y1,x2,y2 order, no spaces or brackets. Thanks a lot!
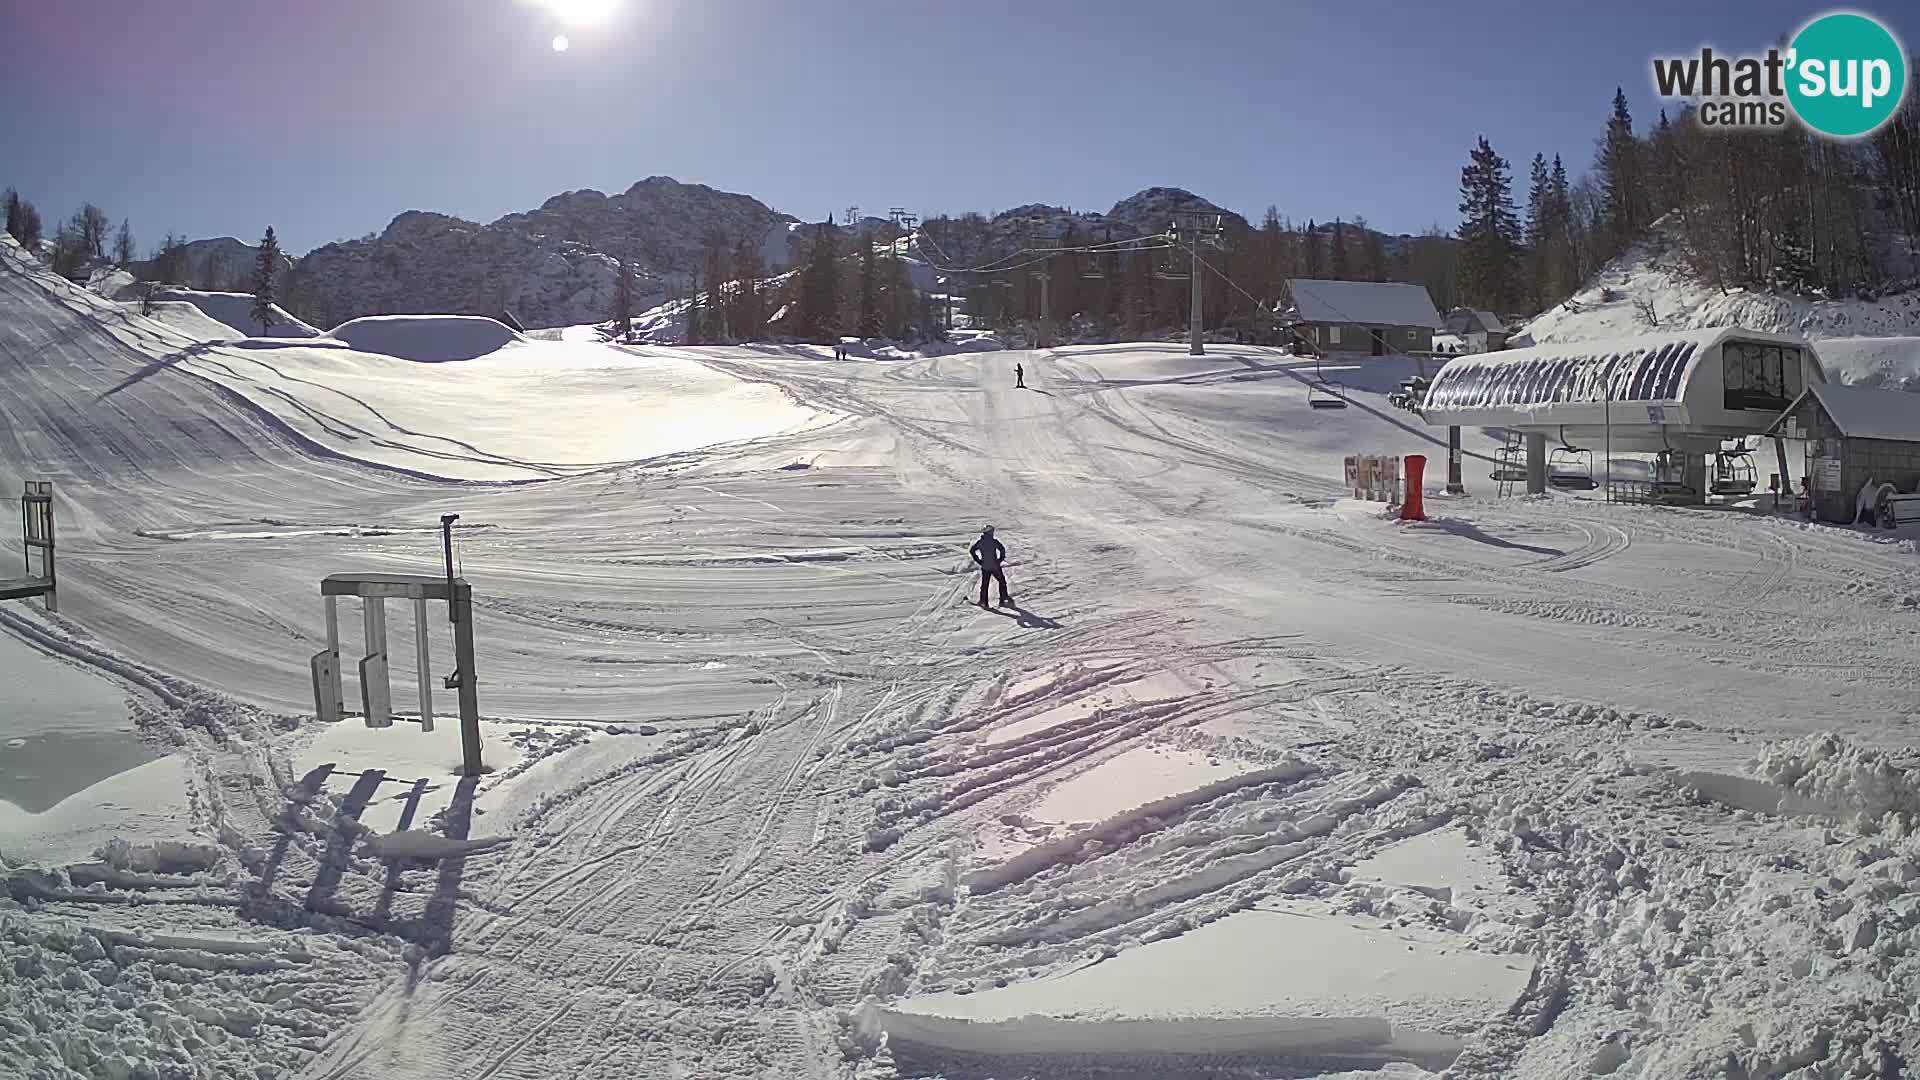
1766,384,1920,524
1282,279,1441,356
1443,308,1509,352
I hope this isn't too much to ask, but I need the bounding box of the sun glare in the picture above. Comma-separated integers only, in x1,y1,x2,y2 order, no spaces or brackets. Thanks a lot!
539,0,617,26
551,34,570,52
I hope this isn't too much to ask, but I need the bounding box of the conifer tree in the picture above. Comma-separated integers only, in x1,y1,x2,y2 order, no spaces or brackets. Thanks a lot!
251,226,281,333
3,189,21,243
1329,219,1349,280
612,259,634,339
1595,87,1647,259
1456,136,1521,311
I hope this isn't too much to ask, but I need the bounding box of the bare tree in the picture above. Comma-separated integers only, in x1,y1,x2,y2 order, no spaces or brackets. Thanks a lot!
74,203,111,260
113,219,136,266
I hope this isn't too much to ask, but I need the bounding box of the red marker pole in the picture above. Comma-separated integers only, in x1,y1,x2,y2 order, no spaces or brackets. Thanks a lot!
1401,454,1428,521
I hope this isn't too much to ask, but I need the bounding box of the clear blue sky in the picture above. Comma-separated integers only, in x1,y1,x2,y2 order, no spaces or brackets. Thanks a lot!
5,0,1913,255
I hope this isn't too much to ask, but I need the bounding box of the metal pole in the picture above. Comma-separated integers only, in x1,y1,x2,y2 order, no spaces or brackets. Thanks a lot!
414,596,433,732
324,595,341,706
1188,229,1204,356
452,582,483,776
441,514,459,623
1526,432,1547,495
1446,426,1465,494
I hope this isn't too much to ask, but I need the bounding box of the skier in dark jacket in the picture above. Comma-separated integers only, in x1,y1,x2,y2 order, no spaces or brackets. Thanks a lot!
1015,362,1025,388
969,525,1011,608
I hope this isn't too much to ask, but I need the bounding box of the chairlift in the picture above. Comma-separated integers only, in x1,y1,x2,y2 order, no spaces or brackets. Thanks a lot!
1307,357,1349,410
1491,447,1528,484
1548,445,1598,491
1081,260,1106,280
1650,449,1699,504
1710,450,1757,497
1308,380,1348,410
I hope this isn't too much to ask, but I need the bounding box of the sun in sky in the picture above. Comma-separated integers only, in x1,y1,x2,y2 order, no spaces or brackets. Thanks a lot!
551,34,570,52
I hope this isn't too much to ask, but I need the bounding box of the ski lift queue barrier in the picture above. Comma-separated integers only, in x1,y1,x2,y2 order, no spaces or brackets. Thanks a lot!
1344,455,1403,505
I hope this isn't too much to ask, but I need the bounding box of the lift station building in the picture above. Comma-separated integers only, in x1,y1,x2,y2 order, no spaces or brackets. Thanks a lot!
1416,328,1827,501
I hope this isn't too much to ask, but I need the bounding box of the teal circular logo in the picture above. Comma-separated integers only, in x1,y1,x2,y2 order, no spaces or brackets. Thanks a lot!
1787,12,1907,138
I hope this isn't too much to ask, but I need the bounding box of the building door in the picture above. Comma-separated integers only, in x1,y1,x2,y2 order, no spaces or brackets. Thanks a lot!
1370,329,1387,356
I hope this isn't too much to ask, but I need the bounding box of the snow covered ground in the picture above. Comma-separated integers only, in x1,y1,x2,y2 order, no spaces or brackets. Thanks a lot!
5,231,1920,1079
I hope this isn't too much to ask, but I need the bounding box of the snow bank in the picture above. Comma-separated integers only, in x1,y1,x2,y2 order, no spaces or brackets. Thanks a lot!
170,338,833,481
361,828,511,860
866,903,1532,1070
327,314,524,362
152,288,321,339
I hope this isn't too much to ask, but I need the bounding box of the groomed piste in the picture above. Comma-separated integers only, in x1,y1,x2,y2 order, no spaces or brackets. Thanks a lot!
5,231,1920,1080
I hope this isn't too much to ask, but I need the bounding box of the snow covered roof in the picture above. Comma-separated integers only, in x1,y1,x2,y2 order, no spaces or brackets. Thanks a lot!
1422,331,1716,412
1286,279,1441,329
1786,384,1920,442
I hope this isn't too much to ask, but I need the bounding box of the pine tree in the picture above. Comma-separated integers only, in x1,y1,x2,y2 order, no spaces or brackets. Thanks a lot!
1547,155,1577,299
1523,153,1552,308
3,188,21,243
612,259,634,339
1456,136,1521,311
1595,87,1647,259
1302,220,1324,277
113,219,135,266
251,226,281,333
1329,219,1349,279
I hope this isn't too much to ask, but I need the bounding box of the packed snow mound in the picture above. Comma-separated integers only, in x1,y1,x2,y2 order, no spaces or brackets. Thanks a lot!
1525,218,1920,348
142,300,246,341
1752,734,1920,834
328,314,524,362
153,288,321,339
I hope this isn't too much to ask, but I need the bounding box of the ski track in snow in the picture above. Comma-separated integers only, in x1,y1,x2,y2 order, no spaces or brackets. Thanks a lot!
5,236,1920,1078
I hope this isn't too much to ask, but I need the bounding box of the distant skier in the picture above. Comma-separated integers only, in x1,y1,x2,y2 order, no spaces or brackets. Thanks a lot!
969,525,1012,608
1014,362,1025,389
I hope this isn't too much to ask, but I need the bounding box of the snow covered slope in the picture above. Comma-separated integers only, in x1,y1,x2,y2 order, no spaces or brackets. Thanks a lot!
151,287,322,338
7,228,1920,1080
1526,218,1920,348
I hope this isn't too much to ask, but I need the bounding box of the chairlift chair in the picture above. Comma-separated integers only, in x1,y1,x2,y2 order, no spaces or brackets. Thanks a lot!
1710,450,1757,497
1650,449,1699,504
1548,445,1598,491
1308,379,1348,410
1307,356,1348,410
